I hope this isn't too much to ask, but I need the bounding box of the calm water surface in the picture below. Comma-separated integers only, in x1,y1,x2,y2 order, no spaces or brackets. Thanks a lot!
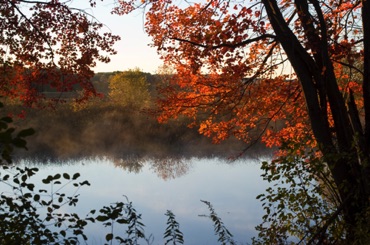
8,157,270,245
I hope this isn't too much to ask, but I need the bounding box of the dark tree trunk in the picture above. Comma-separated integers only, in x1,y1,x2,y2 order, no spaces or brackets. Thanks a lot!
362,0,370,194
263,0,370,241
363,0,370,148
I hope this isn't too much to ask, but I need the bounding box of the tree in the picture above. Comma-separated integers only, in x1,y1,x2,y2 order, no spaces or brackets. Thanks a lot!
0,0,119,106
108,68,152,110
115,0,370,242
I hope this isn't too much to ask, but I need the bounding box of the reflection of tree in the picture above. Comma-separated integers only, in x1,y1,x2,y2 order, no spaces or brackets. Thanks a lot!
113,157,145,174
149,158,191,180
107,156,192,180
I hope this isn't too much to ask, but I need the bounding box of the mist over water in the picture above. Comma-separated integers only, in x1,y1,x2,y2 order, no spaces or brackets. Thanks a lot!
10,105,271,162
3,104,273,244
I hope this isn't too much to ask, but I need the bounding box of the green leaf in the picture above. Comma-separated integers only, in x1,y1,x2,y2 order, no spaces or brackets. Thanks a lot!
60,230,66,237
117,218,128,224
86,217,95,223
24,192,32,199
53,173,61,180
63,173,70,179
21,174,27,182
106,233,113,241
34,194,40,202
17,128,35,138
42,175,53,184
2,174,9,181
72,173,80,180
96,215,109,222
27,183,35,191
52,204,60,209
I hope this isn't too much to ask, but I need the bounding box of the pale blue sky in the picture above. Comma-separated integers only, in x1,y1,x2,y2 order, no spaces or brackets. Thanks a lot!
80,1,163,73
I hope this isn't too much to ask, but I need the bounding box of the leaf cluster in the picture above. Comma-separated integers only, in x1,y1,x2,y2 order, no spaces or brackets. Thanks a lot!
92,196,146,245
0,163,241,244
0,101,35,164
164,210,184,245
0,0,120,106
0,166,90,244
253,145,344,244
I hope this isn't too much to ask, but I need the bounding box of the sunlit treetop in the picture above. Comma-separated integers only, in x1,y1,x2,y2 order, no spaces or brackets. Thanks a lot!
0,0,120,106
114,0,364,153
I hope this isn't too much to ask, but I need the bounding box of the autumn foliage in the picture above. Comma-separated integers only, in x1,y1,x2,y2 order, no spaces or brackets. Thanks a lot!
1,0,370,242
0,0,119,106
116,0,354,149
116,0,370,242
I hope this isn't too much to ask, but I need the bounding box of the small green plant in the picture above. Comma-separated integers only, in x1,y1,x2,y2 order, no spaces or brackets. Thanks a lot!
164,210,184,245
93,196,146,245
125,198,146,244
0,166,239,245
0,167,91,244
200,200,236,245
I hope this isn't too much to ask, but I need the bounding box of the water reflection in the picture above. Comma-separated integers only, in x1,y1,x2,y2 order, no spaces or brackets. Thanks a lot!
113,156,192,180
149,157,191,180
7,156,270,244
107,156,193,180
113,157,145,174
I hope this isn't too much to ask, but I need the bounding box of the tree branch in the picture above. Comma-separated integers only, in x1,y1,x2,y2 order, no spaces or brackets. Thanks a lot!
305,197,347,245
171,34,276,50
8,1,56,62
331,59,363,75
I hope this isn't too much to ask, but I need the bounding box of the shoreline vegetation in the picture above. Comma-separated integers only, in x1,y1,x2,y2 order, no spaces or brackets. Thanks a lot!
7,103,271,163
3,71,273,163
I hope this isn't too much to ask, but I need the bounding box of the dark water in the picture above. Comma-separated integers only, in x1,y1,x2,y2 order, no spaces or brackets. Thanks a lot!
7,157,270,245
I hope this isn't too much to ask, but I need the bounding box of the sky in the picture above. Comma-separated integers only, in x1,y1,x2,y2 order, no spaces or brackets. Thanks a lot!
80,1,163,73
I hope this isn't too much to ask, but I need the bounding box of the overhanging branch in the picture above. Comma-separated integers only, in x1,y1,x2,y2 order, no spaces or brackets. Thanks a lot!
172,34,276,50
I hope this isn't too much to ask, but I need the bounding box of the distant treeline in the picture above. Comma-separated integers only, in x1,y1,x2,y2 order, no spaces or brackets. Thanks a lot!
6,104,269,162
29,70,160,101
2,71,271,162
90,71,159,95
